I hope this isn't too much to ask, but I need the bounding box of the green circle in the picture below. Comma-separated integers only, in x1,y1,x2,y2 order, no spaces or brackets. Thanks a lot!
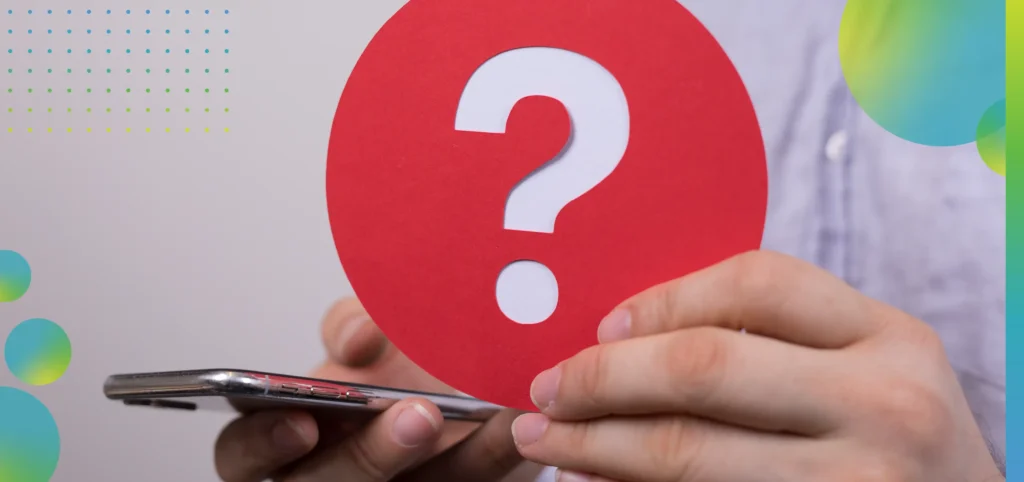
0,251,31,302
0,387,61,481
976,99,1006,176
5,318,72,386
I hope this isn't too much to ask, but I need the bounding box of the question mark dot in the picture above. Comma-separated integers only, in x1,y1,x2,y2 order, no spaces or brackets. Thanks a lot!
496,260,558,324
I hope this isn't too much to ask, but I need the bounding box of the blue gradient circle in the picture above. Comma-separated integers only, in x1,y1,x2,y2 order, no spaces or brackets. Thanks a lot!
839,0,1005,146
5,319,72,386
0,251,31,302
0,387,60,481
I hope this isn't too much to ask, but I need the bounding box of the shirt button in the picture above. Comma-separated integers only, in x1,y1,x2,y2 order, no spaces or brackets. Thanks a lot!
825,130,848,163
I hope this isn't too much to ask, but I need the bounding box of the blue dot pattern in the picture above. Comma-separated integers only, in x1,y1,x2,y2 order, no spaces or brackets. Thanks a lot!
0,7,235,133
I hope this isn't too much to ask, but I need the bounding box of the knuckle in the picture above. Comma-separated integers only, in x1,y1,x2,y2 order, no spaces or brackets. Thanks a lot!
830,453,913,482
662,329,731,406
647,419,708,481
569,346,613,409
562,421,595,453
729,251,784,290
731,250,809,294
897,321,949,363
723,252,789,317
652,280,684,330
861,376,953,450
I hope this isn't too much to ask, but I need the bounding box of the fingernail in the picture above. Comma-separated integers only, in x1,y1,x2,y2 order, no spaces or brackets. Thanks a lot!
556,469,592,482
530,365,561,411
336,315,369,354
272,417,312,452
597,309,631,343
511,413,549,447
392,403,439,447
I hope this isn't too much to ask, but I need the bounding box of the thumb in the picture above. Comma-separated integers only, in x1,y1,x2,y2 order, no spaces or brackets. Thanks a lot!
322,297,391,368
281,398,443,482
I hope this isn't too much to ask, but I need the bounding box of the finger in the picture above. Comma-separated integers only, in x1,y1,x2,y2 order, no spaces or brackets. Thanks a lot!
397,409,525,481
534,328,840,434
554,469,621,482
598,251,891,349
214,411,318,482
315,299,455,394
282,398,443,482
321,297,390,367
512,413,816,482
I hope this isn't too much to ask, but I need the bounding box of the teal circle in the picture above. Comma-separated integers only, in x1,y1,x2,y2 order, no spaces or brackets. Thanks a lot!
839,0,1005,146
0,387,60,481
0,251,31,302
5,319,72,386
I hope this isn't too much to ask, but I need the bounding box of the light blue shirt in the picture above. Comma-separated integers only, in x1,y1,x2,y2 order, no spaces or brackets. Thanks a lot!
539,3,1005,478
699,0,1006,453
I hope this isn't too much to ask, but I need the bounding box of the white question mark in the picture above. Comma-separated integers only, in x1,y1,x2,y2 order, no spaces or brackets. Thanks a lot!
455,47,630,325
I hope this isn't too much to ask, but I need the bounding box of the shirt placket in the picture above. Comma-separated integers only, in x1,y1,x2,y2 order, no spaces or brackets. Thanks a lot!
814,78,859,283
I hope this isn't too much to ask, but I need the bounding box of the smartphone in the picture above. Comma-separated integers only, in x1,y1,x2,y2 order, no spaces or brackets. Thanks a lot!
104,369,503,422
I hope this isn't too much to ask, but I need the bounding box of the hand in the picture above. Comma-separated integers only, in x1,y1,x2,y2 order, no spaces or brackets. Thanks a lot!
511,251,1004,482
215,298,540,482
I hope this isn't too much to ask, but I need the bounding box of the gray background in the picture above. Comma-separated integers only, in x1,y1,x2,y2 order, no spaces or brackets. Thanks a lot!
0,1,407,480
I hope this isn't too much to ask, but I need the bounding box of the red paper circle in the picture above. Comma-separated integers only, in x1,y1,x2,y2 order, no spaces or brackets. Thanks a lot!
326,0,766,410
